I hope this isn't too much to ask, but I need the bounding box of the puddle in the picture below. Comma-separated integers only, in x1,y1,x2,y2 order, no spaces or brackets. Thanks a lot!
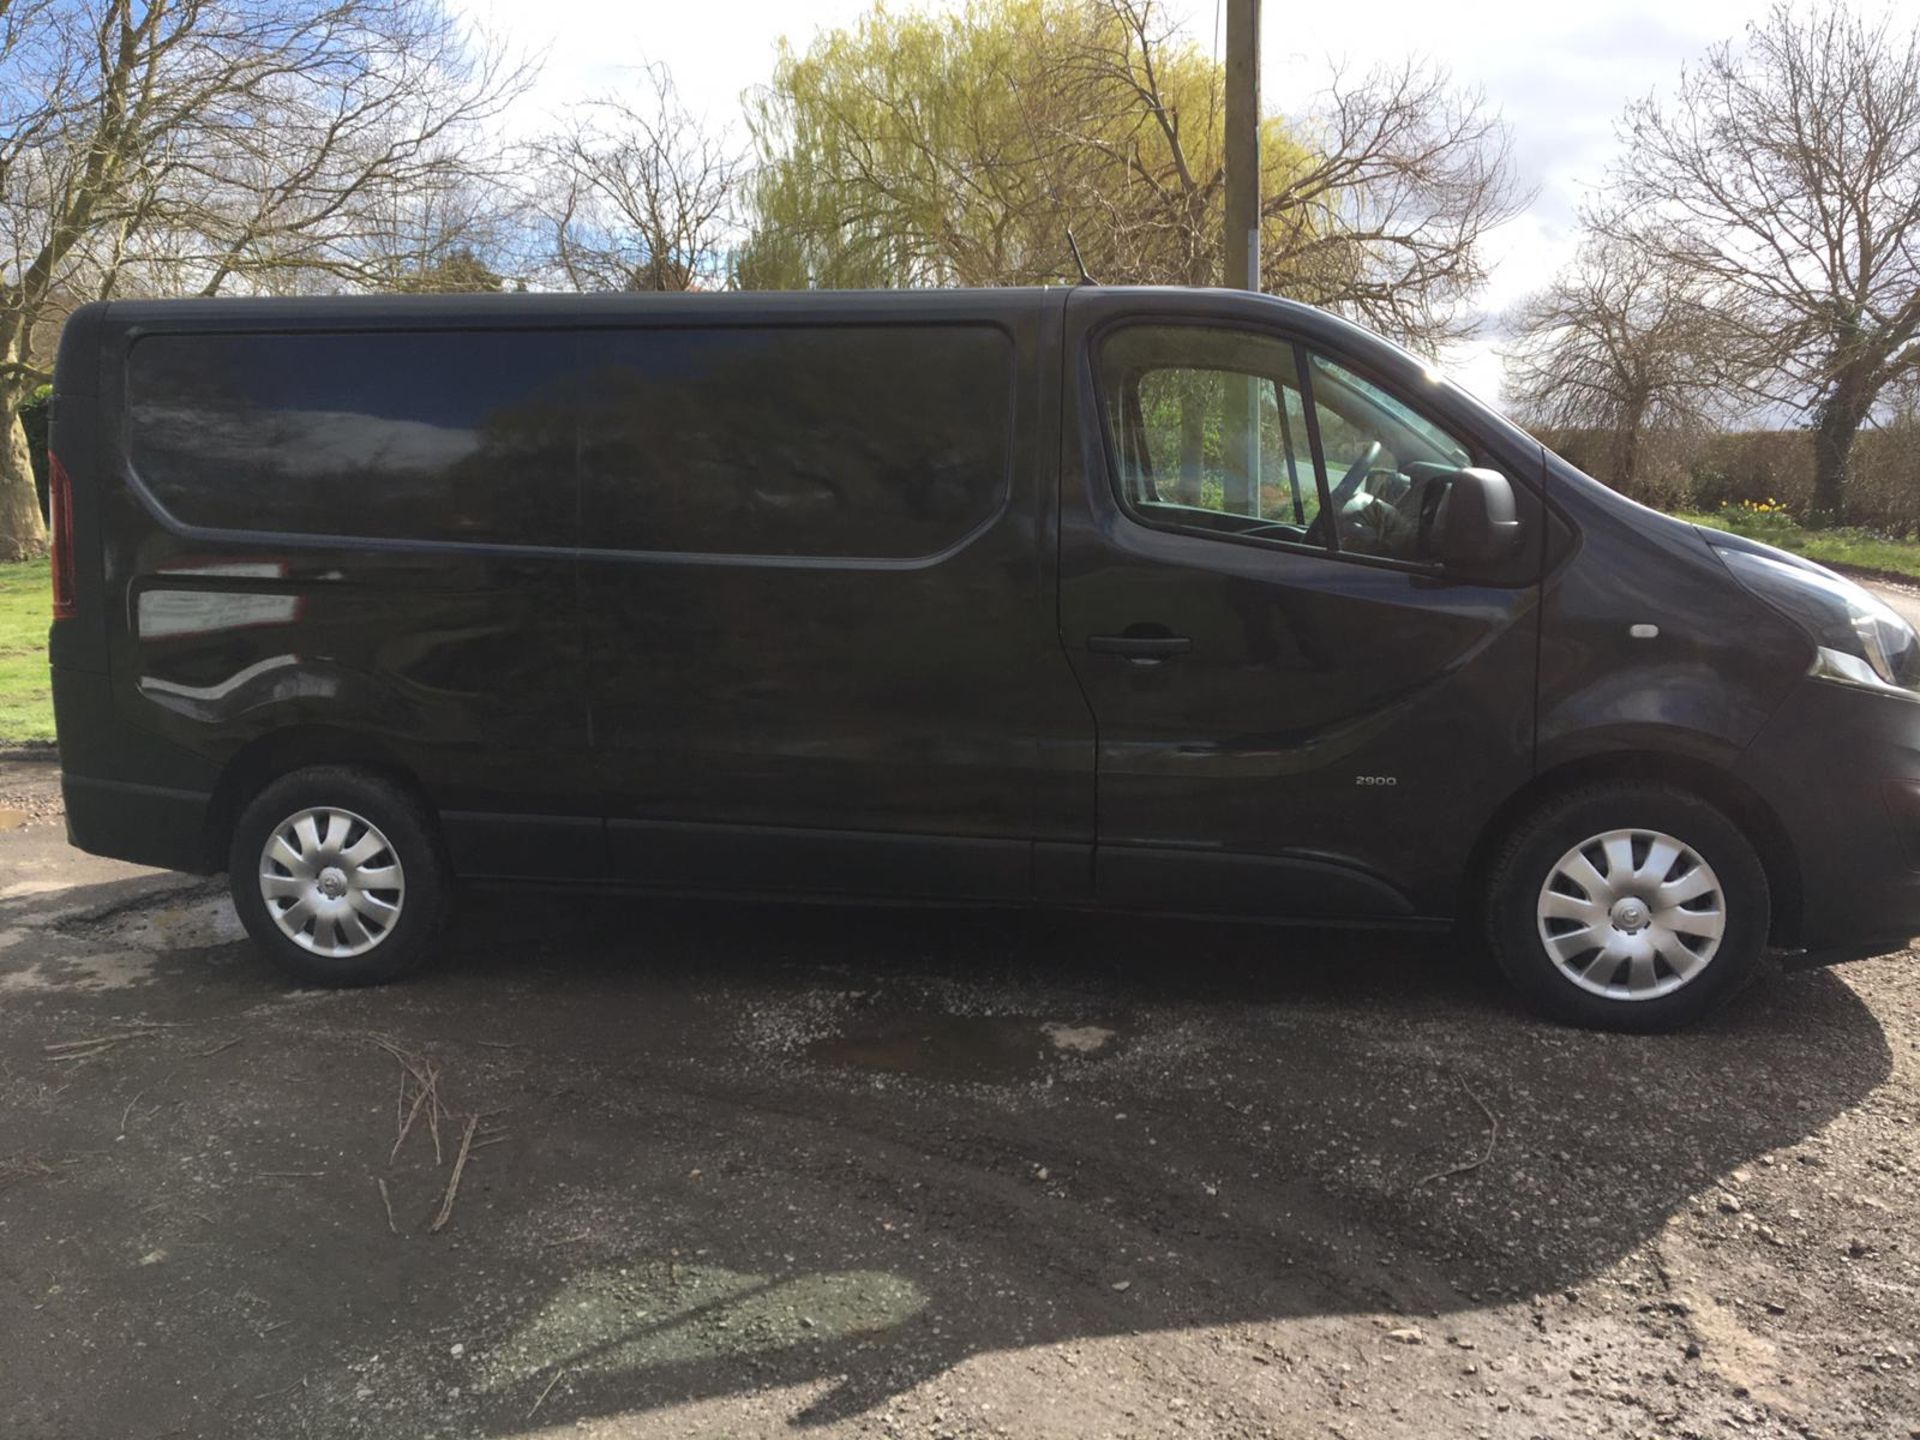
810,1013,1124,1082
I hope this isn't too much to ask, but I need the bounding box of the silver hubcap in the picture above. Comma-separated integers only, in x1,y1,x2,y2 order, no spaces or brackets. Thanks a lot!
1537,828,1726,1001
258,807,405,959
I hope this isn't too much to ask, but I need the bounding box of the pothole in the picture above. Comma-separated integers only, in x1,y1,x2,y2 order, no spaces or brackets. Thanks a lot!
57,882,243,950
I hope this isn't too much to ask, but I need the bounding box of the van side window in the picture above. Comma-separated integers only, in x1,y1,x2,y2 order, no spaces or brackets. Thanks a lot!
578,325,1012,559
126,331,578,547
1304,353,1477,563
1095,325,1483,566
1097,325,1327,551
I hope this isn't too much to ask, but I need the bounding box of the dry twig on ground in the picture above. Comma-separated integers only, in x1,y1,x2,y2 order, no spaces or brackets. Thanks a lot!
45,1030,162,1063
528,1367,566,1419
1411,1078,1501,1190
0,1155,55,1191
373,1036,448,1165
429,1116,481,1234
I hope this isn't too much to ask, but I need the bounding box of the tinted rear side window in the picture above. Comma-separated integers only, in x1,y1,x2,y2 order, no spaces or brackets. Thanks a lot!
578,325,1012,559
126,331,577,546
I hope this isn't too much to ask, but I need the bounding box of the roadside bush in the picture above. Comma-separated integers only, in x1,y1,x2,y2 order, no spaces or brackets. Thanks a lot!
1685,432,1807,516
1537,422,1920,536
1677,429,1920,536
1850,420,1920,537
1527,424,1697,511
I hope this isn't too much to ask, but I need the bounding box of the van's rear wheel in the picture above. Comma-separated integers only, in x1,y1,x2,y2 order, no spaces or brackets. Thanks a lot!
229,767,448,986
1484,783,1768,1031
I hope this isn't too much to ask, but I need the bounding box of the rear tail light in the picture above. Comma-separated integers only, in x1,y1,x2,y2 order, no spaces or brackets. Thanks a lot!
49,450,75,620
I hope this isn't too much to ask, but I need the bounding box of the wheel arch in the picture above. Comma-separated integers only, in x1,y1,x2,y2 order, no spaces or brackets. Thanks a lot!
203,727,427,872
1465,751,1803,948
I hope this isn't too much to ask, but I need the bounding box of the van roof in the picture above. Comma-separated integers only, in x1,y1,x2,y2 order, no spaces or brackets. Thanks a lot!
86,284,1339,332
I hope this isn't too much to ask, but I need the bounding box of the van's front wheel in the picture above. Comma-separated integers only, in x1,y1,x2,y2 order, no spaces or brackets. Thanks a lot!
229,766,449,986
1485,783,1769,1031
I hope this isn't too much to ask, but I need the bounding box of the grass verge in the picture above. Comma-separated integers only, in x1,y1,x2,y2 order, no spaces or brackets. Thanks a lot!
1675,510,1920,584
0,559,54,744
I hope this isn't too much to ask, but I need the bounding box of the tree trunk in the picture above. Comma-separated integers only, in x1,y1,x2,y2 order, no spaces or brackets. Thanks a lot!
1608,393,1646,499
1608,424,1640,498
1811,394,1863,526
0,402,49,562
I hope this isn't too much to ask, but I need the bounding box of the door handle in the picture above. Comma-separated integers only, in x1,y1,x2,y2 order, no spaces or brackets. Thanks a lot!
1086,633,1192,660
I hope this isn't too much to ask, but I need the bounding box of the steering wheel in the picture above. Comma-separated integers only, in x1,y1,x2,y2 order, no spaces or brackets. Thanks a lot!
1304,439,1384,547
1327,439,1384,513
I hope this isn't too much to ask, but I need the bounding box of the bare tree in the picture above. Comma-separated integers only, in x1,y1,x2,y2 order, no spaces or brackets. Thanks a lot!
1067,4,1527,342
1261,59,1527,346
357,177,527,293
530,65,742,293
1605,2,1920,521
1503,231,1730,496
1055,0,1226,289
0,0,529,559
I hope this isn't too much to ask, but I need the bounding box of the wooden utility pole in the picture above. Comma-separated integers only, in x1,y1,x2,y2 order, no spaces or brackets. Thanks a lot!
1222,0,1262,513
1224,0,1261,292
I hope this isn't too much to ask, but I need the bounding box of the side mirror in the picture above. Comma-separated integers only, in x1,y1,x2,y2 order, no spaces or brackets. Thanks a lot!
1424,466,1523,567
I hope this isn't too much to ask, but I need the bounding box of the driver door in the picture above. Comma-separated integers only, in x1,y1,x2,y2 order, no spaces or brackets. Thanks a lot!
1057,289,1543,920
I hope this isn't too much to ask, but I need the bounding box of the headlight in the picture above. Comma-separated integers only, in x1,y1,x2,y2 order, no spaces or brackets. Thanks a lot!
1716,545,1920,697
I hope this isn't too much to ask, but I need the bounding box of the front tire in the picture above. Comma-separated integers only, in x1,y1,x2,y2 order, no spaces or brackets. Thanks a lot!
1485,783,1769,1031
229,766,449,986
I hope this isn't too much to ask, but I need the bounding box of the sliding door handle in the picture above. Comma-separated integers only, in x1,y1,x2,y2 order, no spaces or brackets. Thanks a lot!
1086,632,1192,660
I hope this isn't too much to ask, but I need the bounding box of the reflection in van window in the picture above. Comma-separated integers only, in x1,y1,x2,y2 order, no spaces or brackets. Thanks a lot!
578,325,1013,559
126,331,578,546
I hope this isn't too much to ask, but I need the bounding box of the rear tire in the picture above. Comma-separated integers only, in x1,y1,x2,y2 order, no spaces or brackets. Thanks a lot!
1484,782,1769,1031
228,766,449,986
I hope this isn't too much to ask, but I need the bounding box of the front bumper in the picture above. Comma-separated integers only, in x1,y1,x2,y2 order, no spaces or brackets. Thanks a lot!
1742,677,1920,956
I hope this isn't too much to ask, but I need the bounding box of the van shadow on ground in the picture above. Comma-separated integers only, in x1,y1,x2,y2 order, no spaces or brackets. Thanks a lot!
0,876,1893,1436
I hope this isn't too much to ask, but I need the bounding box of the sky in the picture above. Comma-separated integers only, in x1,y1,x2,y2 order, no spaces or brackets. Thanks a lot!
464,0,1789,403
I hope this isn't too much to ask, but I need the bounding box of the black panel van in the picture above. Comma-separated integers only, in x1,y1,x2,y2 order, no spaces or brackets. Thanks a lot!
45,287,1920,1028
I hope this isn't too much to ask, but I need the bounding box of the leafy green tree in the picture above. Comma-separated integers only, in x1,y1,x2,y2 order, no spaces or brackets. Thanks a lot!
739,0,1522,348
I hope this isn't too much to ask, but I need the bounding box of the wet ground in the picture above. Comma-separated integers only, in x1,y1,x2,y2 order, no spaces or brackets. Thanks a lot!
3,753,1919,1439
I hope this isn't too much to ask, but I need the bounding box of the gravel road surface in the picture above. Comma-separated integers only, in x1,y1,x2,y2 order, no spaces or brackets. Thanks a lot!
4,589,1919,1438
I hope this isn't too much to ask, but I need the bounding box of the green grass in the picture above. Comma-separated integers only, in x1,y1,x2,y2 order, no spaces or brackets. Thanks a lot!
0,559,54,744
1676,509,1920,583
